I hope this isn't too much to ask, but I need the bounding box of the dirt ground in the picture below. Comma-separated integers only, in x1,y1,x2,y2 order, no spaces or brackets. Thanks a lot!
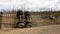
0,25,60,34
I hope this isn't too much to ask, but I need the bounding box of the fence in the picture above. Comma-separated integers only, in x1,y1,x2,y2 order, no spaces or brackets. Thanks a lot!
0,12,16,28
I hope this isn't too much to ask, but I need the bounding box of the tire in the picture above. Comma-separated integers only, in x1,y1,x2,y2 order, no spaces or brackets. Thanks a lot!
27,23,32,28
25,22,32,28
16,22,25,28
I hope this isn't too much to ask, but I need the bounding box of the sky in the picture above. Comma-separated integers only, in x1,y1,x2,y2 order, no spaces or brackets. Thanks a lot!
0,0,60,11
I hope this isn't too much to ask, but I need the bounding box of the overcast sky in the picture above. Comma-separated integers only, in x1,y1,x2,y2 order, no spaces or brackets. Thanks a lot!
0,0,60,11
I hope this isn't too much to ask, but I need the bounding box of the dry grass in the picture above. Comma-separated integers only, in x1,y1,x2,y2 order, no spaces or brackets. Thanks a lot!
0,25,60,34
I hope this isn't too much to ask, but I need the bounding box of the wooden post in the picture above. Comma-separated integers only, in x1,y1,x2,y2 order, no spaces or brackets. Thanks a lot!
0,12,2,28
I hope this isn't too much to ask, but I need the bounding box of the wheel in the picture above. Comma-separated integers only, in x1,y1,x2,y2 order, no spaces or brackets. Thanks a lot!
15,22,25,28
27,23,32,28
24,21,32,28
18,23,25,28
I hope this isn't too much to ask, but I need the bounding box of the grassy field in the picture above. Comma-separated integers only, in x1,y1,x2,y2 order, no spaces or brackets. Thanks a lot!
30,11,60,26
0,11,60,34
0,11,60,28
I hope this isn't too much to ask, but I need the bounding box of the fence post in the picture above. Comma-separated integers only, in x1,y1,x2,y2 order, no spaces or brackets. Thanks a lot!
0,12,3,29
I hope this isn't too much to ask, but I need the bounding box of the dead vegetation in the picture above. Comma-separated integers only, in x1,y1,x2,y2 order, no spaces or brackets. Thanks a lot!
0,11,60,29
